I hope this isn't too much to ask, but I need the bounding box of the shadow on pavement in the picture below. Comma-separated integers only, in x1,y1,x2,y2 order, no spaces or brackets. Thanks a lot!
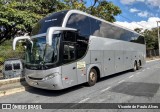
24,69,135,96
110,82,160,97
25,83,85,97
98,69,133,83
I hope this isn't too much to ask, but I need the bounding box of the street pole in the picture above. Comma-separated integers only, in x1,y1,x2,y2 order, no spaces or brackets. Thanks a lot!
157,21,160,56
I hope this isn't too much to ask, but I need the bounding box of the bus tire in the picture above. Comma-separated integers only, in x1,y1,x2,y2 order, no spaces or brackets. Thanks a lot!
137,61,140,70
87,68,97,86
132,61,137,72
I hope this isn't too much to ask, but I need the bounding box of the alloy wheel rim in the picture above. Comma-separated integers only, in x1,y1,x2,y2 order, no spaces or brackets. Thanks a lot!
90,72,96,82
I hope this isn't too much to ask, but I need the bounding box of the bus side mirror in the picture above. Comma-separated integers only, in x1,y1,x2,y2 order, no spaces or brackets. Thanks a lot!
46,27,77,46
13,36,32,50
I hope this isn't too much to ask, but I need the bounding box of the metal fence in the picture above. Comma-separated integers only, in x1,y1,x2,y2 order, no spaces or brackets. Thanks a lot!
0,51,24,79
146,49,160,57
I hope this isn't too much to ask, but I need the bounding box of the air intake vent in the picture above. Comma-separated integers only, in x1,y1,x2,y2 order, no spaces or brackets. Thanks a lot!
28,76,43,80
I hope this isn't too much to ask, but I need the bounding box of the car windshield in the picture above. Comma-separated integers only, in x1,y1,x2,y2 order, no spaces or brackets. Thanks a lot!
25,34,61,65
5,64,12,71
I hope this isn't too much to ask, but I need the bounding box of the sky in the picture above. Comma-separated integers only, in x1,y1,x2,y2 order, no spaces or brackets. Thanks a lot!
86,0,160,30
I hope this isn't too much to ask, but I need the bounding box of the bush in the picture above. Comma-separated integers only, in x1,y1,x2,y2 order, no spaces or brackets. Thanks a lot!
0,39,25,64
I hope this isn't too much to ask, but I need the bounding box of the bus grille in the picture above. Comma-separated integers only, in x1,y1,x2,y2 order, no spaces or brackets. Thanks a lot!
28,76,43,80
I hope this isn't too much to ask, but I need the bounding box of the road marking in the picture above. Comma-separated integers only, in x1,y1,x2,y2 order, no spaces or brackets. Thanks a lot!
118,80,125,84
70,97,90,107
142,69,145,72
129,75,134,78
100,87,111,93
78,98,90,103
146,67,150,70
136,72,140,74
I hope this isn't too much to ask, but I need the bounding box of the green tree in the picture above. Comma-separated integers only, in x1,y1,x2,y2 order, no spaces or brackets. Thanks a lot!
134,28,143,33
0,0,43,43
87,0,121,22
143,29,158,50
63,0,121,22
134,27,159,50
0,0,121,43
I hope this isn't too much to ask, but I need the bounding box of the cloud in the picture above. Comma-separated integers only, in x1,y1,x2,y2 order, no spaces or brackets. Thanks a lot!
137,11,150,17
120,0,136,5
121,0,160,8
129,8,154,18
147,0,160,8
120,0,145,5
130,8,140,13
114,17,160,30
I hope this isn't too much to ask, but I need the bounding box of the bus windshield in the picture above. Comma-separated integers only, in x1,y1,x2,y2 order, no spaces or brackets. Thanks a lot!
31,10,68,35
25,34,61,65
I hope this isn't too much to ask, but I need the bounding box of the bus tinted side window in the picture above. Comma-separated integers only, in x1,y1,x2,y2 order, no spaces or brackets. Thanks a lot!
90,18,125,40
89,17,145,44
63,31,76,63
90,18,101,37
130,34,145,44
31,10,68,35
66,13,90,37
62,31,89,64
66,13,145,44
76,34,88,59
136,35,145,44
120,29,132,41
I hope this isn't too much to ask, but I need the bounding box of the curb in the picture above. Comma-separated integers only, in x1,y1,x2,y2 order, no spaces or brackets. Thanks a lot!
146,58,160,63
0,86,30,97
0,77,30,97
0,77,25,86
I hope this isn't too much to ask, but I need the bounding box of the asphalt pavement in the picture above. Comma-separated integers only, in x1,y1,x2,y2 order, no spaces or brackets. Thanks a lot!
0,59,160,112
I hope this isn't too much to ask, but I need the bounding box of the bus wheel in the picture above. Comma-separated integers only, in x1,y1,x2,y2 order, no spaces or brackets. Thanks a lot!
87,68,97,86
137,61,140,70
132,61,137,72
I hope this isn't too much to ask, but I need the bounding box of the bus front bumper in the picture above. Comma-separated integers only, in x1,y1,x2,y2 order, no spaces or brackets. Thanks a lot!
25,74,64,90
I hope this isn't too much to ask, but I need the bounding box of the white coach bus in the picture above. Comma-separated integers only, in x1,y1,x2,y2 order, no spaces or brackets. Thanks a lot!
13,10,146,90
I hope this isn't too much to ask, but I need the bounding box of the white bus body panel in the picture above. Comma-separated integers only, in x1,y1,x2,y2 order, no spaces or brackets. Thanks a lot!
25,67,64,90
89,36,146,78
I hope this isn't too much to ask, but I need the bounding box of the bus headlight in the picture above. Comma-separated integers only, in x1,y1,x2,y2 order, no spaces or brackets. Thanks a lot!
42,73,59,81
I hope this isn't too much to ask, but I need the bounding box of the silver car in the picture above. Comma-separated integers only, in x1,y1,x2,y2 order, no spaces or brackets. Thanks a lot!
2,58,24,79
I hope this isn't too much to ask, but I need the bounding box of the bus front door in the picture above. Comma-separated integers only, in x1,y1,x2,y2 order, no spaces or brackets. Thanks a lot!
61,31,78,88
62,62,77,88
